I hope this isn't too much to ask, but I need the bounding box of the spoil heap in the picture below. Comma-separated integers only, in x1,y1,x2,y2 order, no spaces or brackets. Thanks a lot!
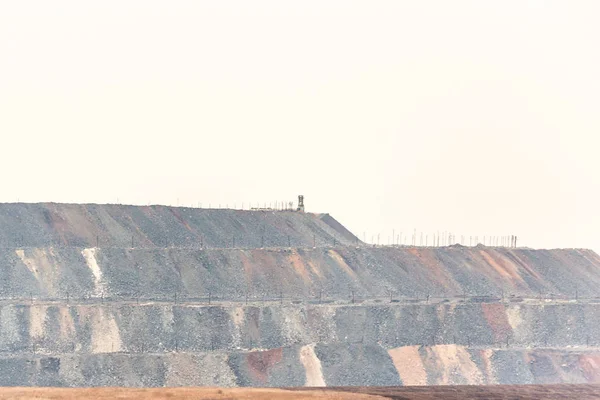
1,203,600,387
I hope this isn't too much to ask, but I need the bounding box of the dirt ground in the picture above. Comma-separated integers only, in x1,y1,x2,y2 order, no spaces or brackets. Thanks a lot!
2,385,600,400
0,388,383,400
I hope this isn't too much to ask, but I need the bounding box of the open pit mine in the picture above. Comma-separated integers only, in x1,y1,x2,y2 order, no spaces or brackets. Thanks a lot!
1,202,600,387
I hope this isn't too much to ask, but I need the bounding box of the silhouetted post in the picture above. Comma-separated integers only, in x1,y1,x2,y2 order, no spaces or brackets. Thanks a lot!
245,292,248,305
352,290,355,304
390,292,393,303
288,236,291,247
280,291,283,304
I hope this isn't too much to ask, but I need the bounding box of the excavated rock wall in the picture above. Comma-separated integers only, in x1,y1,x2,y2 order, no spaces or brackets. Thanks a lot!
2,246,599,300
2,203,600,387
0,301,600,386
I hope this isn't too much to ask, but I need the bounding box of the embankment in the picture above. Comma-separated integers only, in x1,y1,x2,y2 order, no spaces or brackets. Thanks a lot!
0,203,358,248
1,301,600,386
2,246,600,299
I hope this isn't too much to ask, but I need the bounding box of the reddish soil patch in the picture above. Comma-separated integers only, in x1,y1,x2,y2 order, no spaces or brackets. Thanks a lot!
579,354,600,383
481,303,512,343
247,347,284,384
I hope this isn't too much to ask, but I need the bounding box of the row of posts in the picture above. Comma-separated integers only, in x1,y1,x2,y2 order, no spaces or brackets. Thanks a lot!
13,232,520,249
365,231,518,248
26,332,599,355
24,289,585,304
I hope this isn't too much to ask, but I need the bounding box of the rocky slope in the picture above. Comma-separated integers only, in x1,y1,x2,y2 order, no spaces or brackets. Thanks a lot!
1,246,599,300
0,203,359,249
2,203,600,387
0,300,600,386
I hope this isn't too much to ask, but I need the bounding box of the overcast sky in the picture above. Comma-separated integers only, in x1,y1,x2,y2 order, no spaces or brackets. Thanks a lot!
1,1,599,251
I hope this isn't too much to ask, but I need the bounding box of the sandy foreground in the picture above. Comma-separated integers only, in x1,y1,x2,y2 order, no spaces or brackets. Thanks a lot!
2,385,600,400
0,388,384,400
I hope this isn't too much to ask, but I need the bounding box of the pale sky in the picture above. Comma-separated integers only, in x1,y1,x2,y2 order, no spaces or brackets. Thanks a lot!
1,1,599,251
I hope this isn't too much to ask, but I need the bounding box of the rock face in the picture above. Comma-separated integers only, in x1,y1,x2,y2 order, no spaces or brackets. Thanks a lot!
1,203,600,387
